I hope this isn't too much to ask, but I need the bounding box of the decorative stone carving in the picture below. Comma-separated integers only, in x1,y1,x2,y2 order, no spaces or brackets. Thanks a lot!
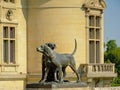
83,0,106,9
6,9,13,21
89,0,99,7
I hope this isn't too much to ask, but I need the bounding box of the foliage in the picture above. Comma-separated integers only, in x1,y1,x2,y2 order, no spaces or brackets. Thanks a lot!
106,40,117,52
104,40,120,86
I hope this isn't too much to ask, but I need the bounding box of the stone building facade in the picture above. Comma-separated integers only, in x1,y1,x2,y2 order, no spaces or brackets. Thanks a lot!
27,0,105,74
0,0,116,90
0,0,27,90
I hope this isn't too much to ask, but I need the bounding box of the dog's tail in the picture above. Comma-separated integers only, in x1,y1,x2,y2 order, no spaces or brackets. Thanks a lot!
71,39,77,55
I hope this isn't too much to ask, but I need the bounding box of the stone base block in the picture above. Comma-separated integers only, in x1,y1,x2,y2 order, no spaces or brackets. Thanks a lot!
26,82,89,90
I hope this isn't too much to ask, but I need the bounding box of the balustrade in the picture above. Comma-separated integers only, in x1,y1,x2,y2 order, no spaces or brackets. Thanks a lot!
78,63,116,78
90,64,114,72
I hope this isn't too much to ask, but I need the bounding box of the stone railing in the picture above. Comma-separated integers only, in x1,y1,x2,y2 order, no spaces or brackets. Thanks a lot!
94,87,120,90
78,63,116,78
88,63,115,73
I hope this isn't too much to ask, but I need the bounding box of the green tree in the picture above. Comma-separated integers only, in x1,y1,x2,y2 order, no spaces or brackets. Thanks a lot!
106,40,117,52
104,40,120,86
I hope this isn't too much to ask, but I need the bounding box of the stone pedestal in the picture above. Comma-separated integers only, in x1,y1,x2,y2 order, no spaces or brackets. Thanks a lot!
26,82,89,90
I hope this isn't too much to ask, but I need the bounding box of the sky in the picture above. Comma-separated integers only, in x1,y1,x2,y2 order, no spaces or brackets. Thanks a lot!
104,0,120,47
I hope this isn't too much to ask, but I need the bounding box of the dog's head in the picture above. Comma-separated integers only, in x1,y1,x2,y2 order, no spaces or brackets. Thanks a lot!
37,45,45,53
37,44,54,58
45,43,56,50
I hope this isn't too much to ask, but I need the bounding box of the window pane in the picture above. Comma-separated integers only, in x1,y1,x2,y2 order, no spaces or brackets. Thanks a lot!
10,27,15,38
10,0,15,3
96,16,100,27
89,41,94,63
96,29,100,39
4,0,8,2
89,16,94,26
89,28,94,39
96,41,100,63
3,40,9,63
10,40,15,63
3,27,8,38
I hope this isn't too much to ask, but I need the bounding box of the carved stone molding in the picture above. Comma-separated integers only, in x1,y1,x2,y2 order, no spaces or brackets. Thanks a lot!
6,9,13,21
83,0,106,10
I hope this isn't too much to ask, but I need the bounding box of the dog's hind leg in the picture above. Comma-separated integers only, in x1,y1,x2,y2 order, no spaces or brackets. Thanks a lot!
69,65,81,83
62,67,66,80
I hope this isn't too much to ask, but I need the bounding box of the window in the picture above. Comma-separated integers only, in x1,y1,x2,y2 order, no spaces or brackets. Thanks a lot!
10,0,14,3
4,0,15,3
96,16,100,27
88,15,101,63
4,0,8,2
89,41,94,63
89,16,94,26
3,26,15,64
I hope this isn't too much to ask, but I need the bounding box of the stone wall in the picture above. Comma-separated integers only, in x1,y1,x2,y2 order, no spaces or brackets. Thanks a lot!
0,80,26,90
27,0,87,74
94,87,120,90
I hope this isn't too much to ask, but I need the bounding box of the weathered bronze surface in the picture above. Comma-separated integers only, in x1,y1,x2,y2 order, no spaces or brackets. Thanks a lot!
37,39,80,84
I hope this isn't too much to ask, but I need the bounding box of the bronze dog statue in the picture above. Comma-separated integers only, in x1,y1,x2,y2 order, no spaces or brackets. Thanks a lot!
38,43,58,82
37,39,80,83
37,43,66,82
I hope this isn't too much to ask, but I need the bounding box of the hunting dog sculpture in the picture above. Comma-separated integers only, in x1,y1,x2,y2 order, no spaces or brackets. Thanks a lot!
37,39,80,83
37,43,66,82
40,43,57,82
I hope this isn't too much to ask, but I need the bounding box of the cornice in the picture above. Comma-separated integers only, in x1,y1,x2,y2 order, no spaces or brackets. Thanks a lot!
0,74,26,80
0,19,18,25
83,0,106,10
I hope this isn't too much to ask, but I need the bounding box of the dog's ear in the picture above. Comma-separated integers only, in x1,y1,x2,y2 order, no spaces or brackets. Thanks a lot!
45,43,56,50
53,44,56,48
45,43,51,48
51,43,56,49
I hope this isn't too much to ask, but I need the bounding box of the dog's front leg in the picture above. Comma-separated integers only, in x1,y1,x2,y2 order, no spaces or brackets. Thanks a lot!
58,65,63,83
54,69,59,82
39,67,49,84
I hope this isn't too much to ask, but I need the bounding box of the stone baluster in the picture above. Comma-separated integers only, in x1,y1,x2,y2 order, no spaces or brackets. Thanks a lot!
88,65,93,73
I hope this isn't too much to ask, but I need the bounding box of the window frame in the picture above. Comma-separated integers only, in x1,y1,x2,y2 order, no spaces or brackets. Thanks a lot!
87,14,102,63
2,25,16,65
4,0,15,3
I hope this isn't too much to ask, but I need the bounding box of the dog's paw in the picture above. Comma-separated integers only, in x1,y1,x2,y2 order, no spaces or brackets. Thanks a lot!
39,80,45,84
76,80,80,83
58,80,64,84
54,80,59,83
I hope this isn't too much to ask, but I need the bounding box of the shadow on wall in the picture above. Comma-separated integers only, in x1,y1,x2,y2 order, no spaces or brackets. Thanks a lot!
26,0,51,6
20,0,51,21
21,0,28,21
38,0,51,5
